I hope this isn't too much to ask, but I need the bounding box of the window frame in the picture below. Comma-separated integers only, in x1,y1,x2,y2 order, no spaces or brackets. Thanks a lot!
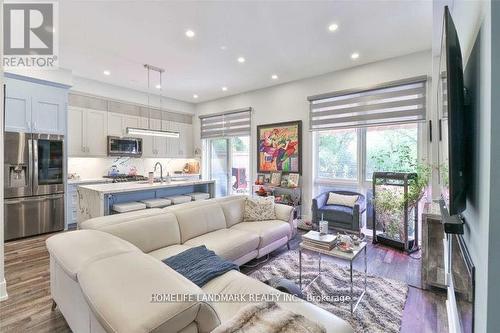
313,123,422,188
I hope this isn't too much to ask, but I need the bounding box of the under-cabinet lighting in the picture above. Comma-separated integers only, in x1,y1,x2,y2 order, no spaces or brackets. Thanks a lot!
127,127,180,138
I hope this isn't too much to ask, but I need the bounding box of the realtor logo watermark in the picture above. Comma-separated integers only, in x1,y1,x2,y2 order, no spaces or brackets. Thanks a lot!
3,1,59,69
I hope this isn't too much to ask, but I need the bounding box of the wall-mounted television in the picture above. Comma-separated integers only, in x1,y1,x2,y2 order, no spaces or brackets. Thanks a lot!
439,6,467,217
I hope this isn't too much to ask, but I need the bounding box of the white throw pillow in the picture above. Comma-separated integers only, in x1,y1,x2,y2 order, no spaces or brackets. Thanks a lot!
326,193,359,208
244,196,276,221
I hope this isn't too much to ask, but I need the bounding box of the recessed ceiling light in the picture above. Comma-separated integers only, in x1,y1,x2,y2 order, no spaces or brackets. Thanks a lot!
328,23,339,32
193,94,198,99
185,29,195,38
237,56,246,63
103,70,111,76
155,84,161,89
351,52,360,60
221,86,228,92
271,74,278,80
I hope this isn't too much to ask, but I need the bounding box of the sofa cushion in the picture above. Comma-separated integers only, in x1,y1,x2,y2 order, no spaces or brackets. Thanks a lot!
184,229,259,262
231,220,291,248
243,196,276,221
78,251,220,333
172,203,228,243
79,208,163,230
202,270,353,333
149,244,193,261
98,212,181,253
319,205,354,224
219,196,246,227
46,230,140,281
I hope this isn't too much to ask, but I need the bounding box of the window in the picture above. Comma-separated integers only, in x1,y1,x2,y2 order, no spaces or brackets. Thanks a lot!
205,136,250,197
315,124,419,183
317,129,358,180
365,123,418,181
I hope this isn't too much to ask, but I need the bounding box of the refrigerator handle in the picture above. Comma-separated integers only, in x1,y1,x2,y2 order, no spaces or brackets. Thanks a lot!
32,138,39,192
29,138,35,192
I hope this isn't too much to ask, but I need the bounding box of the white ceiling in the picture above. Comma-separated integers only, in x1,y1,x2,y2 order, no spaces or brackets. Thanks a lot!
59,1,432,103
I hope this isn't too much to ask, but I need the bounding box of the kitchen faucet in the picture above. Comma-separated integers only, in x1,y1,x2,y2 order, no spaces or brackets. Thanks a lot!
153,162,163,183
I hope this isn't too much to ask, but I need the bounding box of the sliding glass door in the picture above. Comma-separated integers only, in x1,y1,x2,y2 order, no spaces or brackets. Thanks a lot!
207,136,250,197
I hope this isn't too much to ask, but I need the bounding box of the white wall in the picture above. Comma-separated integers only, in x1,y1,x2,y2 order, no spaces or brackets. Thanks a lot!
195,50,432,218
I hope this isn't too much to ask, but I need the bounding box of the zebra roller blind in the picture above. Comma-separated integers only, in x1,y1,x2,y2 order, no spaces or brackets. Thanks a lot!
200,107,252,139
308,76,428,131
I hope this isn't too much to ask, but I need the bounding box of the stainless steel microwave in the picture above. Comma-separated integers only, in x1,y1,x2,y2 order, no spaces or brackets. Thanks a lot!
107,136,143,157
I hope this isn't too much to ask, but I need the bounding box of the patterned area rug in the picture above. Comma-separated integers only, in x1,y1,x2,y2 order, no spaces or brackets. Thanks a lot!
249,250,408,333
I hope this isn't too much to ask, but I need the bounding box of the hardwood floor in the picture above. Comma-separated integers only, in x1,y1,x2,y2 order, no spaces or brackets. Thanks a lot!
1,230,447,333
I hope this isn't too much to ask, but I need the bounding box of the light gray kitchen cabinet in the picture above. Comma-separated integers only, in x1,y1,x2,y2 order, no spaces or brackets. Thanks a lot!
4,76,67,135
108,112,141,137
140,117,164,157
68,107,107,157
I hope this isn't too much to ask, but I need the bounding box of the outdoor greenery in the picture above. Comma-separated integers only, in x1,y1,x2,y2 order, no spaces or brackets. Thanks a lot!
373,162,431,241
317,125,419,180
318,130,357,179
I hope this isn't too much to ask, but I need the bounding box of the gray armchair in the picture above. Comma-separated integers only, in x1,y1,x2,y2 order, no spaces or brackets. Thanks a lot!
312,190,366,232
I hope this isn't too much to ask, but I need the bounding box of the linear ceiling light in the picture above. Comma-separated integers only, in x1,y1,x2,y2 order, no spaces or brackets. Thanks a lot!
125,64,180,138
127,127,180,138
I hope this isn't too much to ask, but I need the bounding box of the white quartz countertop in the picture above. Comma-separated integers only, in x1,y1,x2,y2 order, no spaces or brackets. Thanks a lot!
77,179,215,194
68,178,112,185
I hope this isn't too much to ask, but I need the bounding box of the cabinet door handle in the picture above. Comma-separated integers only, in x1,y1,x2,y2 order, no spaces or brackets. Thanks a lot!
26,121,31,130
33,121,37,131
81,146,85,153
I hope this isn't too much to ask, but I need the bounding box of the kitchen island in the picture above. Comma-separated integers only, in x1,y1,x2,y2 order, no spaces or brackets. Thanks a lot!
76,180,215,222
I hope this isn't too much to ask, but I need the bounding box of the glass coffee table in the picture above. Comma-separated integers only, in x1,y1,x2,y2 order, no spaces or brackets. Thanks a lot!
299,241,367,314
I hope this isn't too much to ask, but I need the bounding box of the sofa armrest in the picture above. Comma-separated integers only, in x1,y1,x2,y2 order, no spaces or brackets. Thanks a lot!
312,192,329,223
275,203,294,224
78,251,220,333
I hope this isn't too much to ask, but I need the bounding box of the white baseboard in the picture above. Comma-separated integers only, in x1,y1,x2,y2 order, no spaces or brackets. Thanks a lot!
0,278,8,302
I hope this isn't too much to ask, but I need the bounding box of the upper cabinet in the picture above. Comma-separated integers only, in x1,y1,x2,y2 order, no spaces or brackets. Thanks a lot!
68,107,108,157
4,76,67,135
67,93,194,158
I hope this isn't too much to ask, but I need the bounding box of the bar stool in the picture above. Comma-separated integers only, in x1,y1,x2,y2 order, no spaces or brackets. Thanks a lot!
112,202,147,213
140,198,172,208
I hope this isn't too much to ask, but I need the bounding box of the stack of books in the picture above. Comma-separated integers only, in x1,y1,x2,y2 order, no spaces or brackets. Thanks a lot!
302,231,337,250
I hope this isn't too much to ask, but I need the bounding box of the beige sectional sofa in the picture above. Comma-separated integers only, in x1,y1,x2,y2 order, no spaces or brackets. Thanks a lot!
47,195,353,333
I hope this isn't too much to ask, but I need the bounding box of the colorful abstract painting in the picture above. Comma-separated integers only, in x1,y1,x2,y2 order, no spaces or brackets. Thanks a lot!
257,121,302,174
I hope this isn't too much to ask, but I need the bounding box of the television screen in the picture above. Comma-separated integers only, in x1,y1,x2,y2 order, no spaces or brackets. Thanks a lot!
439,6,467,216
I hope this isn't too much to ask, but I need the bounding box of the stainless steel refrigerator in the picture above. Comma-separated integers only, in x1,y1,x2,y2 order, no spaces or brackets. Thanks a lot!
4,131,65,240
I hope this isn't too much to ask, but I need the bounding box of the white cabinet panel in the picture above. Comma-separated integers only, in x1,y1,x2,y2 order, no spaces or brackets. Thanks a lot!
32,96,65,134
152,119,165,157
140,117,155,157
68,108,107,157
124,115,140,134
182,123,194,158
86,110,108,156
4,92,31,132
4,77,67,134
107,112,124,137
68,107,85,156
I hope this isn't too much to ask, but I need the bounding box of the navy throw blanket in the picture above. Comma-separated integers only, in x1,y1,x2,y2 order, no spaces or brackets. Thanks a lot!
162,245,239,287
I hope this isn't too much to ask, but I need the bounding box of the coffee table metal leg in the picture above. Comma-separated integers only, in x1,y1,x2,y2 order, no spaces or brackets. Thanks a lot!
350,261,353,314
319,252,321,274
364,246,367,292
299,248,302,289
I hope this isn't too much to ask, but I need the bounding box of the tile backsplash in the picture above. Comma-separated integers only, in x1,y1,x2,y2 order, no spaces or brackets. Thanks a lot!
68,157,199,179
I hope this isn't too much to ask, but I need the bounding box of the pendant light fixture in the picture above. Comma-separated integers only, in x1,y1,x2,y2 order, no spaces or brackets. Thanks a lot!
127,64,180,138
